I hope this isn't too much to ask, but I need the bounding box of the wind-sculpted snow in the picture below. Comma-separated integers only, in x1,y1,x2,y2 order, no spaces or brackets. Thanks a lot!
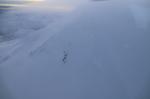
0,4,72,64
0,0,150,99
0,10,65,41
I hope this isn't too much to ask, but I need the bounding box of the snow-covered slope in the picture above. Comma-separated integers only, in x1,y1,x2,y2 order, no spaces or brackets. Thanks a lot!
0,0,150,99
0,1,74,64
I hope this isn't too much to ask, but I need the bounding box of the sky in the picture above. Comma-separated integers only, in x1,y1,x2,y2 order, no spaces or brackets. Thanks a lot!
0,0,86,10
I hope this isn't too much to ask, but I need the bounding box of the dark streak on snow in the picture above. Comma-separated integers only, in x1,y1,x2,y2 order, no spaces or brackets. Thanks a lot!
0,55,10,64
62,51,68,64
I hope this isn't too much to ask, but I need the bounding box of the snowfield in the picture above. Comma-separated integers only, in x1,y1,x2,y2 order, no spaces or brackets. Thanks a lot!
0,0,150,99
0,2,74,64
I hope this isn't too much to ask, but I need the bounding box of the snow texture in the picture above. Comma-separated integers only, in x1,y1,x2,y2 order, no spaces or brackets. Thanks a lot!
0,0,150,99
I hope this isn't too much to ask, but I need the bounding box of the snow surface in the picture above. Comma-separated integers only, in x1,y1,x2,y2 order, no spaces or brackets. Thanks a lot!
0,0,150,99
